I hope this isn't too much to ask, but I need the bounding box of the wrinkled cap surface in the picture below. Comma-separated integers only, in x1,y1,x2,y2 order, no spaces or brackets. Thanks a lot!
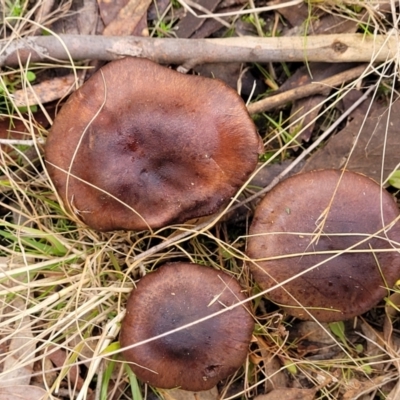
45,57,261,231
247,169,400,322
119,262,254,391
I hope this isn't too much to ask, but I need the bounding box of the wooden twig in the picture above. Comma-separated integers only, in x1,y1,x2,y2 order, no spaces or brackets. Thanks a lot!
0,34,398,67
248,64,369,115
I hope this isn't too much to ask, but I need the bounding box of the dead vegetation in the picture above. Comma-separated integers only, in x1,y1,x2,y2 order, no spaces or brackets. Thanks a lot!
1,0,400,399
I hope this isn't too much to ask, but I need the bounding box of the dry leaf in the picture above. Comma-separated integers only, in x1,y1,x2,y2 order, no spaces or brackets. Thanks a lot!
33,0,55,35
195,63,265,96
31,355,57,389
255,388,316,400
342,375,395,400
103,0,152,36
0,312,35,386
292,321,335,345
0,256,35,387
384,292,400,350
160,387,219,400
0,111,49,158
47,346,84,390
386,380,400,400
0,385,59,400
49,0,98,35
256,337,288,392
275,0,309,27
12,75,76,107
98,0,129,25
0,117,30,146
77,0,98,35
281,63,357,143
302,98,400,182
175,0,223,38
359,321,387,371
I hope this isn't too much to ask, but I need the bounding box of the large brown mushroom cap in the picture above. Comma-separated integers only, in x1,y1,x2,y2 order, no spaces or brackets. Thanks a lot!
247,169,400,322
45,57,261,231
119,262,254,391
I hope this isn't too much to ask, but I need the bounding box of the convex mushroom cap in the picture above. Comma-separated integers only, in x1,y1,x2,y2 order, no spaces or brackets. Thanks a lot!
247,169,400,322
119,262,254,391
45,57,262,231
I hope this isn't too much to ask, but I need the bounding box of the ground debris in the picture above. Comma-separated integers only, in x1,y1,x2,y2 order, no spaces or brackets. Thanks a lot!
302,95,400,182
254,387,317,400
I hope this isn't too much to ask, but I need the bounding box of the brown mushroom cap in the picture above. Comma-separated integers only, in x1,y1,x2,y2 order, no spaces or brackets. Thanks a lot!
247,169,400,322
119,262,254,391
45,57,261,232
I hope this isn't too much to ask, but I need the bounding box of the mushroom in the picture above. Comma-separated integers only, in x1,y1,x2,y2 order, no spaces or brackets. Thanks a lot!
45,57,262,232
119,262,254,391
247,169,400,322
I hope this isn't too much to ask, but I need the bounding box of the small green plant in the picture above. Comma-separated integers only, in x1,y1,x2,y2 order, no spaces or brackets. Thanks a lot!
263,112,302,151
259,151,276,163
329,321,347,345
0,220,68,257
4,0,25,18
242,14,266,30
0,69,37,114
283,358,298,375
255,63,279,91
124,364,143,400
388,170,400,189
101,355,120,400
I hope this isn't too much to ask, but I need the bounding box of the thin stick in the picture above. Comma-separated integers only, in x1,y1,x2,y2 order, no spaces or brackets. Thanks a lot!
248,64,369,115
1,33,398,67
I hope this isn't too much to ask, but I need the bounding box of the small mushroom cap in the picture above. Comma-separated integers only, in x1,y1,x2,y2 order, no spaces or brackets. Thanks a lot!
247,169,400,322
45,57,261,231
119,262,254,391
